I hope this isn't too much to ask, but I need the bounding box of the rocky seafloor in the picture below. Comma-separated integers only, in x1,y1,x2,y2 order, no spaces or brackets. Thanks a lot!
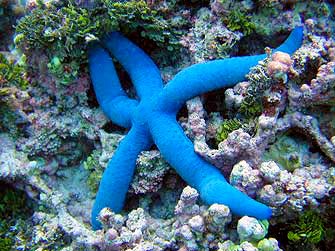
1,0,335,250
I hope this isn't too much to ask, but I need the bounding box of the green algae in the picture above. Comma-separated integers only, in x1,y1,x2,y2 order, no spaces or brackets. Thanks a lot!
83,149,103,193
216,118,243,143
0,54,29,138
0,53,28,89
263,135,308,172
15,0,182,85
287,211,325,244
224,9,256,36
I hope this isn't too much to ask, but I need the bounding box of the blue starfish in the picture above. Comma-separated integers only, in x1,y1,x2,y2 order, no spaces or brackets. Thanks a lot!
88,27,303,230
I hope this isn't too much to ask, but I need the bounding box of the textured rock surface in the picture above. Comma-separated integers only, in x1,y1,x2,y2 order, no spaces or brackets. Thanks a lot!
1,0,335,250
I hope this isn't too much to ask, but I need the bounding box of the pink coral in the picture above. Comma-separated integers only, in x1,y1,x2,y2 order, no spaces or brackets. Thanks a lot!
267,51,293,77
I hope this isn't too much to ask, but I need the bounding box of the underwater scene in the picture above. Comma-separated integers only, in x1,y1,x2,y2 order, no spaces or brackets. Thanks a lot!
1,0,335,250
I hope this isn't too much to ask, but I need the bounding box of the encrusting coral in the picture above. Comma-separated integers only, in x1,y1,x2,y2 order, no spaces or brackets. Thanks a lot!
88,27,303,230
181,21,335,230
0,137,282,250
95,186,282,251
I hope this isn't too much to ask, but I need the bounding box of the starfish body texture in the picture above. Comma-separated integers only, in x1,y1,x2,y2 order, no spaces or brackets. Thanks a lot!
88,27,303,230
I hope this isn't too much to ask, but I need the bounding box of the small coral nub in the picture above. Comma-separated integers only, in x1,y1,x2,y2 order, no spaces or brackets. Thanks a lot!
267,52,293,77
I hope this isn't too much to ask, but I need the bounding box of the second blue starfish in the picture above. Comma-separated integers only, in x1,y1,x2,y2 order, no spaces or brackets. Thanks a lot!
88,27,303,230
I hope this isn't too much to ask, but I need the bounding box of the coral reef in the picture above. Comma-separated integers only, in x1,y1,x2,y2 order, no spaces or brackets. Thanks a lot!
88,25,303,229
14,0,183,91
83,131,171,195
0,141,282,250
184,19,335,227
95,186,281,251
180,7,242,62
1,0,335,250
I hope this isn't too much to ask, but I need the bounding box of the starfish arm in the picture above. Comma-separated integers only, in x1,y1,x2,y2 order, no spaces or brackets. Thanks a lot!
102,32,163,99
88,43,138,128
91,125,152,230
159,26,304,113
273,26,304,54
149,113,272,219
